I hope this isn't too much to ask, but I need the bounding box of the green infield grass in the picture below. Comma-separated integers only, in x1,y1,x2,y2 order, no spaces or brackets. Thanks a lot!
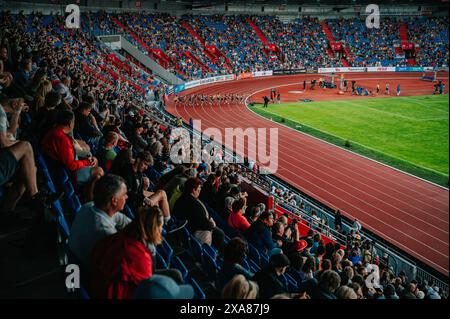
250,94,449,187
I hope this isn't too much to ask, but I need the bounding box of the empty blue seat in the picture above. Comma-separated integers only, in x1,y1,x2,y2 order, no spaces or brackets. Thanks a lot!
241,258,251,272
202,243,217,259
123,204,135,219
157,239,173,266
190,234,204,264
248,258,261,273
172,256,189,281
260,251,269,266
179,226,191,250
80,286,91,300
247,242,262,266
154,251,169,269
202,250,219,285
284,273,298,292
188,276,206,299
61,180,81,217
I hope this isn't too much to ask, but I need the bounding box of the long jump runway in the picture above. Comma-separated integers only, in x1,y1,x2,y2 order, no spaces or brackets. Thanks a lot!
167,72,449,276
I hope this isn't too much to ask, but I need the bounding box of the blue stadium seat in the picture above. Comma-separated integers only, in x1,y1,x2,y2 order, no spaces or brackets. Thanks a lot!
189,234,204,265
154,251,169,269
248,258,261,273
171,256,189,282
247,242,262,266
202,243,218,260
284,273,298,292
188,276,206,299
241,258,251,272
260,251,269,266
180,226,192,251
123,204,135,219
80,286,91,300
202,249,219,285
36,153,71,241
146,166,162,183
61,178,81,217
157,239,173,266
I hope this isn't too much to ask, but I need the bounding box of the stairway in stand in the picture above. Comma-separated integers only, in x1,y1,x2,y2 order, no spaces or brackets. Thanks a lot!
246,18,283,62
180,20,232,72
399,22,417,66
320,20,352,66
110,17,185,76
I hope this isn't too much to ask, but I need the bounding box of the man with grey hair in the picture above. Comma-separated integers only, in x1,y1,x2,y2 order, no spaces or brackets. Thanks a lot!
68,174,130,270
311,270,341,299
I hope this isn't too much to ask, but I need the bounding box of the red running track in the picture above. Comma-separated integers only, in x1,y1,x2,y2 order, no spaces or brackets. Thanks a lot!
167,73,449,276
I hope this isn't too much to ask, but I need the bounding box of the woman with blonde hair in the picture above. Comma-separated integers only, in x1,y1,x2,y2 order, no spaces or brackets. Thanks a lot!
33,79,52,111
222,275,259,299
336,285,358,299
91,205,164,299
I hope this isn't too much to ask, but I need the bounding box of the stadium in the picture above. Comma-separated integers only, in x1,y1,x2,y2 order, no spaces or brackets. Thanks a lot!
0,0,448,302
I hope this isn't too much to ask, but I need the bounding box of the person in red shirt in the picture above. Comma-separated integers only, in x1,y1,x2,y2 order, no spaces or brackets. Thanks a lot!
228,197,251,233
41,110,103,200
91,205,164,299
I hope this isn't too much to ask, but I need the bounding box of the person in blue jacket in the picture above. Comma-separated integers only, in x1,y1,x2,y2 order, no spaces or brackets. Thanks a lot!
244,211,275,254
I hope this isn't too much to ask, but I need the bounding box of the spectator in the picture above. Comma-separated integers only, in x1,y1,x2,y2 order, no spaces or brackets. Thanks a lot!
117,150,170,220
199,173,217,208
41,110,104,200
68,174,130,271
222,274,259,299
310,270,341,299
384,283,400,299
74,101,103,146
129,122,148,153
96,131,119,172
33,90,60,140
245,204,262,224
334,210,342,231
228,197,251,233
402,283,418,299
0,98,55,213
335,285,358,299
244,211,275,254
173,177,224,249
91,205,164,299
217,237,254,291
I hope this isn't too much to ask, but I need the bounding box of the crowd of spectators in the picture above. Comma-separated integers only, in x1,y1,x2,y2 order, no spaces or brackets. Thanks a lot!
406,16,449,68
113,12,214,80
254,16,342,69
70,12,450,81
326,17,401,67
1,10,448,300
